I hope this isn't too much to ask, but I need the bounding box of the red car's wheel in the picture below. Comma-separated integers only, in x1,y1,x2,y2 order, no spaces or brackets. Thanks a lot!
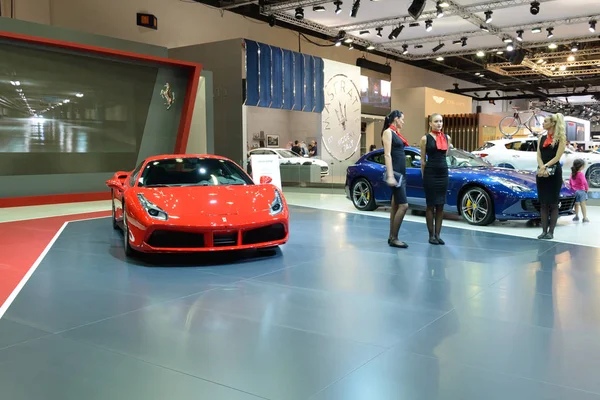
122,206,136,257
111,190,119,230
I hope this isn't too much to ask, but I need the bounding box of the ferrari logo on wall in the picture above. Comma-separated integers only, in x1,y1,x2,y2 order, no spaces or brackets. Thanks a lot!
160,83,175,110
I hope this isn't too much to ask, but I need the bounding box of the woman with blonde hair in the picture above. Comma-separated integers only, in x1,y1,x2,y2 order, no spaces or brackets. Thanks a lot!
536,113,566,239
420,113,451,245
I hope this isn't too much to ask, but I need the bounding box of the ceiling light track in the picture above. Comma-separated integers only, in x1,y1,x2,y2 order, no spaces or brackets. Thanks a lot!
329,0,554,31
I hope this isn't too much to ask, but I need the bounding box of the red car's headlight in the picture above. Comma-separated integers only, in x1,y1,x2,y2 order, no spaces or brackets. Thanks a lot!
270,190,284,216
137,194,169,221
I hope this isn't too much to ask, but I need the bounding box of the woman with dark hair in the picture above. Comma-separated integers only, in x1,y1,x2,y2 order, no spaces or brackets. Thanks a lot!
536,113,567,239
382,110,409,248
420,113,451,245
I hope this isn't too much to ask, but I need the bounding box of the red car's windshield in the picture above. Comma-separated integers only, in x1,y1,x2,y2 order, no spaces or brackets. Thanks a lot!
138,157,254,187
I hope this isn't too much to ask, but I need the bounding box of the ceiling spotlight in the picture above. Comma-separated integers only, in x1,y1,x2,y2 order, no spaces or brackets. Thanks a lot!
461,37,467,47
402,44,409,54
268,15,276,27
350,0,360,18
590,20,597,32
388,24,404,40
436,56,444,61
425,20,433,32
367,44,375,50
497,50,503,54
559,65,566,71
571,43,579,52
414,44,423,48
530,1,540,15
359,30,370,35
313,5,325,11
503,38,513,43
344,37,353,43
476,51,485,57
64,99,71,103
484,10,493,23
438,1,449,7
10,80,20,86
348,44,354,50
567,55,575,62
531,27,542,33
294,7,304,19
506,44,514,51
436,6,443,18
546,27,554,38
76,93,84,98
480,25,489,32
548,43,557,49
516,30,524,41
432,42,445,52
376,27,383,37
334,1,342,14
335,38,342,46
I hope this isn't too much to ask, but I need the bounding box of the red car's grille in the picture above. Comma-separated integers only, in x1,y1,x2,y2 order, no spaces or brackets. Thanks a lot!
213,232,238,247
242,223,286,245
147,230,205,248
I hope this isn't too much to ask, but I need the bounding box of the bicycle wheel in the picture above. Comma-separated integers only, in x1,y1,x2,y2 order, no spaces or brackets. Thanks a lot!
499,116,520,137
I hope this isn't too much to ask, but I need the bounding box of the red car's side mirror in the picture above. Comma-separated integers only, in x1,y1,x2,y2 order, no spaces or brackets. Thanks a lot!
260,176,273,184
106,179,125,191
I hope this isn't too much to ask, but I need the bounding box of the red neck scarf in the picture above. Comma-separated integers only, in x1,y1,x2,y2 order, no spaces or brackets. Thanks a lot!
389,125,409,146
543,133,554,147
431,131,448,151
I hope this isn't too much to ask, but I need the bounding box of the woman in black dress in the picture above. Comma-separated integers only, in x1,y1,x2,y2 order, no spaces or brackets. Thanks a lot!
420,113,451,245
382,110,409,248
536,113,566,239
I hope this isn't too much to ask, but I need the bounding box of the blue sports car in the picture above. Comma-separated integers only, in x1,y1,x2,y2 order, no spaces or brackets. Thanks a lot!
345,147,576,226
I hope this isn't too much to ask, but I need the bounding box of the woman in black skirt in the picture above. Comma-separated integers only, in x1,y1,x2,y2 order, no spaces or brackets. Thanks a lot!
536,113,566,239
420,113,451,245
382,110,409,248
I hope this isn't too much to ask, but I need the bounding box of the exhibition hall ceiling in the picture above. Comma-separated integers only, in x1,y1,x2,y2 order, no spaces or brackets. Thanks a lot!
195,0,600,108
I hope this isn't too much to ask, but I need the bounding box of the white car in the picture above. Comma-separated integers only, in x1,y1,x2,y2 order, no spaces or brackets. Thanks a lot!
472,137,600,188
248,147,329,175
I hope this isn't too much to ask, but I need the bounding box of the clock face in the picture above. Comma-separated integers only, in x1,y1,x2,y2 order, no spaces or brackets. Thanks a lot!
322,73,361,161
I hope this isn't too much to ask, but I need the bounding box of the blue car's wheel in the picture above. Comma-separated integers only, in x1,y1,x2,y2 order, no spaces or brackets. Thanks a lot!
351,178,377,211
460,186,495,226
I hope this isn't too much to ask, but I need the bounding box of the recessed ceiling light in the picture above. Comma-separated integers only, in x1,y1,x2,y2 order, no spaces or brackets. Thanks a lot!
531,27,542,34
476,51,485,57
436,56,444,61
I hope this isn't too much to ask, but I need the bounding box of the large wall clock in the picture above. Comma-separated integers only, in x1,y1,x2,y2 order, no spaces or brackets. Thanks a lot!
322,73,361,161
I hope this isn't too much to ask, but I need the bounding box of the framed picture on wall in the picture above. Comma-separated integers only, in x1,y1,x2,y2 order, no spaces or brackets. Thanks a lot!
267,134,279,147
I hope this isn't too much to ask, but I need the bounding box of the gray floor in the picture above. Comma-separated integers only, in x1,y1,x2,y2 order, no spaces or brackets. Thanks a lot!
2,206,600,400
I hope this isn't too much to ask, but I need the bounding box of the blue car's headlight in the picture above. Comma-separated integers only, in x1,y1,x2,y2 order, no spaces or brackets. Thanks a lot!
270,190,284,216
493,177,532,192
137,194,168,220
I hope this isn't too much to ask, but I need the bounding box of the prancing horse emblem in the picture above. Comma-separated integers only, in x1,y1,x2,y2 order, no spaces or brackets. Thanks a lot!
160,82,175,110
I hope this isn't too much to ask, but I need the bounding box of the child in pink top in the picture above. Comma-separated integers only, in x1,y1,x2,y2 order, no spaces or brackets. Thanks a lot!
569,159,589,222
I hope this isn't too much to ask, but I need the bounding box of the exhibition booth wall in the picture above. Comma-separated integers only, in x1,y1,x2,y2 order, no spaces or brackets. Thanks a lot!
0,18,204,203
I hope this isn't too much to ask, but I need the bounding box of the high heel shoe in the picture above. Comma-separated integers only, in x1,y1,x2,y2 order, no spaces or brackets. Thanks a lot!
429,237,439,245
436,237,445,245
537,232,548,239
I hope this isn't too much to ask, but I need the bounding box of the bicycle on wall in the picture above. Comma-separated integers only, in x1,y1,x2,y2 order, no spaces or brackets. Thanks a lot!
499,106,545,138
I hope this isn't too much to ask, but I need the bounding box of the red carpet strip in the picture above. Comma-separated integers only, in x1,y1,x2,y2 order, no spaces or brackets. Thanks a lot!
0,211,111,312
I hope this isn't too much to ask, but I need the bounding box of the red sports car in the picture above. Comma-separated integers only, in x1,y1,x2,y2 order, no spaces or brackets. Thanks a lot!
106,154,289,256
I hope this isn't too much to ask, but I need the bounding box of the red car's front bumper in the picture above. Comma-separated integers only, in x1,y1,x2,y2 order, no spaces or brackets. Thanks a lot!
127,212,289,253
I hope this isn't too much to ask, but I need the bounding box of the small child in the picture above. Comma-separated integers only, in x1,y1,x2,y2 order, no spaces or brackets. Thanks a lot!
569,159,589,223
